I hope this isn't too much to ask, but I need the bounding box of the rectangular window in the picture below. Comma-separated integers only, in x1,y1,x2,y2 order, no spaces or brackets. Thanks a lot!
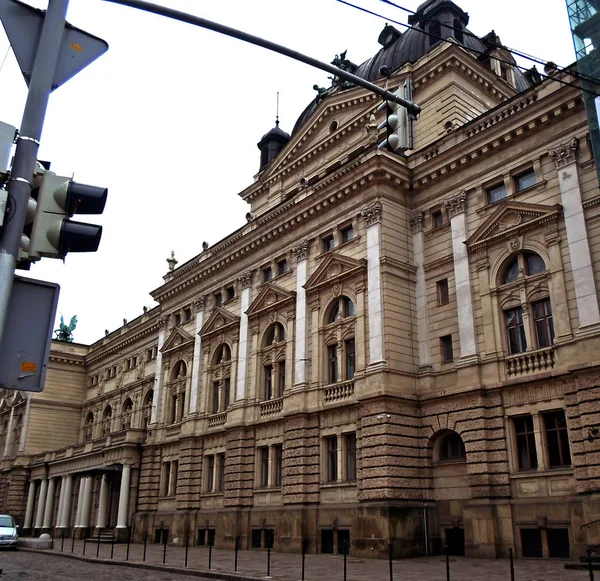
251,529,262,549
533,299,554,348
259,446,269,487
146,348,153,362
440,335,454,363
432,209,443,228
505,307,527,354
326,436,338,482
345,339,355,380
206,455,215,492
513,415,538,470
223,378,231,410
216,453,225,492
340,224,355,243
276,258,288,276
487,183,507,204
322,234,335,253
226,286,235,301
515,169,536,192
212,382,220,414
278,361,285,397
264,365,273,400
171,460,178,496
214,292,223,307
184,308,192,321
263,266,273,282
321,529,334,554
547,528,570,558
345,432,357,481
520,529,543,558
161,462,171,496
437,279,450,305
174,313,182,326
543,410,571,467
274,444,283,487
328,345,338,384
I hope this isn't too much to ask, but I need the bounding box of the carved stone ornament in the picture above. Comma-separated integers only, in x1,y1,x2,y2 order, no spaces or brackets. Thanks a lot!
509,238,521,251
238,271,253,289
410,211,425,233
193,296,207,313
158,316,169,329
360,201,383,226
265,291,277,306
269,311,277,323
443,191,467,218
292,240,309,262
498,211,522,232
327,262,343,278
332,284,341,297
548,137,579,169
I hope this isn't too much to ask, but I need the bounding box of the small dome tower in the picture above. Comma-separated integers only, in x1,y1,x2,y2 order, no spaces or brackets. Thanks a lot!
257,119,290,171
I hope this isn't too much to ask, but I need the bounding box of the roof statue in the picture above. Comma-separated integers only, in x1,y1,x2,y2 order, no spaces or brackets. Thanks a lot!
55,314,77,342
167,250,178,271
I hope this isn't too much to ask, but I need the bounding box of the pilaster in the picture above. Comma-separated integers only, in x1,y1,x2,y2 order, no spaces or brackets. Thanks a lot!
236,271,253,400
293,240,309,387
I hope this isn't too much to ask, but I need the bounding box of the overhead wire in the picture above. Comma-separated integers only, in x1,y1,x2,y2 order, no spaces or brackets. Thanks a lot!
379,0,600,88
335,0,600,97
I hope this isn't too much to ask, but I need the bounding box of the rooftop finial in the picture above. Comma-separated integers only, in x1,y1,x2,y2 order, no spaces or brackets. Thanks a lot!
276,91,280,127
167,250,178,271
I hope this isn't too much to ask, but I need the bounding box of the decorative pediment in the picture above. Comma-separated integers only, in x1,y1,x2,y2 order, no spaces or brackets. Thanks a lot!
466,202,562,251
160,327,194,356
199,307,240,338
304,253,366,292
246,283,296,319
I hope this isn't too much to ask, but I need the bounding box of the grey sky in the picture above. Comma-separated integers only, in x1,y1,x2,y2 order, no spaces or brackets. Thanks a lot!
0,0,576,344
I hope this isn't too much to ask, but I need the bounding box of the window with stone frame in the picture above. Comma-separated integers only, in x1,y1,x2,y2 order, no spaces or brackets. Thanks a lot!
84,411,94,441
498,251,554,355
167,360,187,424
323,296,356,386
205,455,215,492
0,417,9,456
543,410,572,467
258,446,269,487
121,398,133,430
326,435,338,482
274,444,283,487
259,322,287,401
102,405,112,436
216,452,226,492
209,344,232,414
513,414,538,471
344,432,357,481
437,431,466,461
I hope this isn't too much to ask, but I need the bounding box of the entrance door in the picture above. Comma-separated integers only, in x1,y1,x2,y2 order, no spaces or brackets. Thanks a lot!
445,528,465,556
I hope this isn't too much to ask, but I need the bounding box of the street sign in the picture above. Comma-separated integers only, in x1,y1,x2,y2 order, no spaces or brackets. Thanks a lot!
0,0,108,90
0,276,59,392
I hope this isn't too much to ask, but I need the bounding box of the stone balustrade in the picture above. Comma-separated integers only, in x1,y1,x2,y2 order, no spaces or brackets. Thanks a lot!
259,397,283,418
323,380,355,404
505,347,555,377
208,412,227,429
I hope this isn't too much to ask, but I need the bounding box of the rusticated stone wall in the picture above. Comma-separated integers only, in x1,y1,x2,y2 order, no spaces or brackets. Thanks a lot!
224,428,255,507
138,445,161,511
176,436,203,510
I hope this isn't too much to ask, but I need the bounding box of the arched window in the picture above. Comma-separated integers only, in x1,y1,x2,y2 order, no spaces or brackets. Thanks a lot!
172,360,187,380
142,390,153,429
121,398,133,430
501,251,546,285
84,411,94,442
438,432,466,461
327,296,355,324
215,344,231,365
264,322,286,346
210,344,232,414
102,406,112,436
261,323,287,400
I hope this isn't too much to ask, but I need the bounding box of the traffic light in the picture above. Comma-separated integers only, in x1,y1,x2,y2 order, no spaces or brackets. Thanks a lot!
28,169,107,260
377,80,415,152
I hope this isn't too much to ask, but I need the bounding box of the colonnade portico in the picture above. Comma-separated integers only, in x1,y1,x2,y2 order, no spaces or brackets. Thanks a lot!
22,463,133,538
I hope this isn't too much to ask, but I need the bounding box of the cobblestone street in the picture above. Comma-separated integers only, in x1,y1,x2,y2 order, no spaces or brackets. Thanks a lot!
0,541,594,581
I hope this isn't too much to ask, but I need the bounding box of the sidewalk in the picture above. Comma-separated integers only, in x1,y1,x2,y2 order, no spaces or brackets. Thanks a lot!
28,538,590,580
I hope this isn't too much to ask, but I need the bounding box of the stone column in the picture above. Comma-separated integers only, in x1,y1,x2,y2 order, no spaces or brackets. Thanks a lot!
60,474,73,528
42,477,56,529
74,477,85,528
150,318,168,425
411,211,432,369
56,479,65,530
361,202,386,366
444,192,477,363
549,138,600,332
236,271,253,400
80,476,93,529
189,297,205,414
23,480,36,530
116,464,131,529
293,240,309,386
34,478,47,530
96,475,109,529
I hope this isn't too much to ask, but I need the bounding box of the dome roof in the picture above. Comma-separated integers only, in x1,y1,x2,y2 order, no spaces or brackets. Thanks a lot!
292,0,531,135
259,123,291,144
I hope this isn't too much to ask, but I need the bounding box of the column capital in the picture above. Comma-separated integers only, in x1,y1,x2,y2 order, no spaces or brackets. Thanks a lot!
193,295,207,313
292,240,310,262
444,191,467,218
360,201,383,226
548,137,579,169
410,210,426,233
158,316,169,329
237,270,254,289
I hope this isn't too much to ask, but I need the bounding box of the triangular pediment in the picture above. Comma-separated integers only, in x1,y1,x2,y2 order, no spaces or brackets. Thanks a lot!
246,282,296,318
199,307,240,338
466,202,563,251
305,253,366,292
161,327,194,355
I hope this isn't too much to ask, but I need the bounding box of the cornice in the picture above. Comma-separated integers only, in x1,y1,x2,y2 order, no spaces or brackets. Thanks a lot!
48,354,86,366
423,254,454,272
583,195,600,210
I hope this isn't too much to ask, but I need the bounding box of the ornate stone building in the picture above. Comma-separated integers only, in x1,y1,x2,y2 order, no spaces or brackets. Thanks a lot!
1,0,599,561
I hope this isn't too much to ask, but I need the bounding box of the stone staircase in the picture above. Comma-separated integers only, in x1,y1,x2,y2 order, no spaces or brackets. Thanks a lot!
86,528,116,543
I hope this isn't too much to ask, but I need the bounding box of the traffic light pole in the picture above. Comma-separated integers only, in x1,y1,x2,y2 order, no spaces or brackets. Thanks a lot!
0,0,69,346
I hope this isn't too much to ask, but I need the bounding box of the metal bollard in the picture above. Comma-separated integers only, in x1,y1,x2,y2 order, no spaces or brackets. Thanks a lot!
185,534,189,568
301,538,307,581
445,546,450,581
509,547,515,581
588,548,595,581
235,535,239,571
110,533,115,559
343,540,348,581
96,531,101,558
83,536,87,556
71,530,75,553
267,544,271,577
60,530,65,553
163,535,167,565
208,540,213,569
143,533,147,562
126,535,130,561
388,540,393,581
